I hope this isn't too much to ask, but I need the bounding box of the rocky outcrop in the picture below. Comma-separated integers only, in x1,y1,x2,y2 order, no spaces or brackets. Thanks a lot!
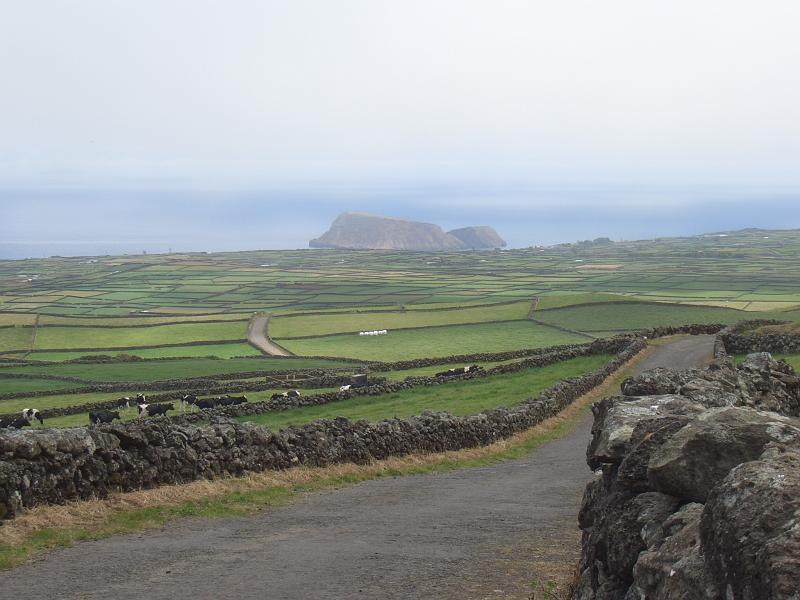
309,212,504,250
577,353,800,599
446,226,506,249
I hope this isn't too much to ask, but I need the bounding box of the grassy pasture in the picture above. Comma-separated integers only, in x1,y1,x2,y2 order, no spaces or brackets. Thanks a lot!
0,378,79,395
240,354,612,430
279,321,587,361
0,327,34,352
32,321,248,350
25,343,264,361
1,229,799,395
534,302,797,333
1,356,357,383
37,313,250,327
269,300,531,338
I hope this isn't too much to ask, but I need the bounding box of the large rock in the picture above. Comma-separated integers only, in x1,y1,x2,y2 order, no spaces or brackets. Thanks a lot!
630,503,718,600
578,352,800,600
701,445,800,599
648,407,800,502
587,394,704,469
308,212,505,250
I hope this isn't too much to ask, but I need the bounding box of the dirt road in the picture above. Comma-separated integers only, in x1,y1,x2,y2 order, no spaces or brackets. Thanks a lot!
0,336,716,600
247,314,294,356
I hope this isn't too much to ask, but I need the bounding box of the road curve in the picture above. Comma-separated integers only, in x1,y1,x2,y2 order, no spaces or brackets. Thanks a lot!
247,314,294,356
0,336,717,600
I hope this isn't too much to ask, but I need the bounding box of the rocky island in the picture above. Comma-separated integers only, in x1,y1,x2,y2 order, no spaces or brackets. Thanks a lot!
309,212,506,250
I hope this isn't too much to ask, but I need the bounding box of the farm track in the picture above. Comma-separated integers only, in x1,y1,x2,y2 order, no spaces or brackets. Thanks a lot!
247,315,294,356
0,336,717,599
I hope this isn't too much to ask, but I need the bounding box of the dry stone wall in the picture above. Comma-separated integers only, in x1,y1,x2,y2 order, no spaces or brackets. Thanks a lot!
718,320,800,355
576,352,800,599
0,338,646,519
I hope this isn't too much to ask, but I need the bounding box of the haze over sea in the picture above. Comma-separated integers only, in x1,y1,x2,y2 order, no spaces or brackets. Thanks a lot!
2,183,798,259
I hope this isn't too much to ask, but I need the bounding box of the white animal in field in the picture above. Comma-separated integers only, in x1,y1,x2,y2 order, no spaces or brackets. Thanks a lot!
22,408,43,424
340,384,351,392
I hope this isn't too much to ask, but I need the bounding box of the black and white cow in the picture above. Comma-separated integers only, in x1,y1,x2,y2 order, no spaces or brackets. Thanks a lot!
89,410,121,425
145,403,174,417
22,408,44,425
339,384,352,392
0,416,31,429
216,395,247,406
196,398,218,410
116,397,132,408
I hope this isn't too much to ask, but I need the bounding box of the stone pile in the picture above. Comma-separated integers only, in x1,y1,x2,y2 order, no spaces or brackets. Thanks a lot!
577,353,800,599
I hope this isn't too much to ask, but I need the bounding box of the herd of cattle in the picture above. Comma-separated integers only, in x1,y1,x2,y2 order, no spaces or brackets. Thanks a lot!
0,365,484,430
434,365,482,377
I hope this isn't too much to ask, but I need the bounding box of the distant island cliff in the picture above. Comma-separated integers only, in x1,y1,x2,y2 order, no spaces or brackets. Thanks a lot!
309,212,507,250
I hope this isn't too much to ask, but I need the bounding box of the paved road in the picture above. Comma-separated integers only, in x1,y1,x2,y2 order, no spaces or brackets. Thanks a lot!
0,336,716,600
247,314,294,356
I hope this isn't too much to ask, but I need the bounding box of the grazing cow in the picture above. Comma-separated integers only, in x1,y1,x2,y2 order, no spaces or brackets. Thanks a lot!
214,395,245,407
89,410,121,425
116,397,131,408
145,403,174,417
339,384,351,392
220,395,247,406
22,408,44,425
0,416,31,429
137,402,148,417
286,389,301,398
196,398,218,410
182,394,198,406
135,393,146,405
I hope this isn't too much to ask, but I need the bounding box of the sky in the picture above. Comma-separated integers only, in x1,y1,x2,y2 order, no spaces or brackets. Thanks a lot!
1,1,799,257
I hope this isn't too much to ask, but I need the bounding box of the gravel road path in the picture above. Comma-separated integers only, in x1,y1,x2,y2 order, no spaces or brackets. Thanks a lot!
247,314,294,356
0,336,716,600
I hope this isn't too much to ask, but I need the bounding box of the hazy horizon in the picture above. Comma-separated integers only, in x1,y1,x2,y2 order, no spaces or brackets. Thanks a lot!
2,182,799,259
2,1,799,258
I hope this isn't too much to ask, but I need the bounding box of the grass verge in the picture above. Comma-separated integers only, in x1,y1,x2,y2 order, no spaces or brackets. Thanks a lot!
0,343,655,571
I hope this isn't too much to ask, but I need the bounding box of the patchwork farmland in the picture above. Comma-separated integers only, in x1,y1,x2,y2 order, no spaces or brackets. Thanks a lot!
1,228,799,428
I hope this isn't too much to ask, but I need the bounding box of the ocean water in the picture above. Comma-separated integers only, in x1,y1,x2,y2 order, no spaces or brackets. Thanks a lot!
1,184,798,259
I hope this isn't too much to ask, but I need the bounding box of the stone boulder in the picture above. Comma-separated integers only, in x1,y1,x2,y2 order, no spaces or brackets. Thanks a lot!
648,407,800,502
701,445,800,600
577,352,800,600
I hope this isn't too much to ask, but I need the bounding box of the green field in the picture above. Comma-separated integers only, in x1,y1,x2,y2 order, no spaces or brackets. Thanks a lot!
240,354,612,430
0,378,79,394
25,343,263,361
534,302,793,333
279,321,586,361
0,356,357,384
32,321,248,350
269,300,532,338
1,229,799,423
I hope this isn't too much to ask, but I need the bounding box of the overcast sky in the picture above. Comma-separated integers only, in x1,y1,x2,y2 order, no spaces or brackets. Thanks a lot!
1,1,799,256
